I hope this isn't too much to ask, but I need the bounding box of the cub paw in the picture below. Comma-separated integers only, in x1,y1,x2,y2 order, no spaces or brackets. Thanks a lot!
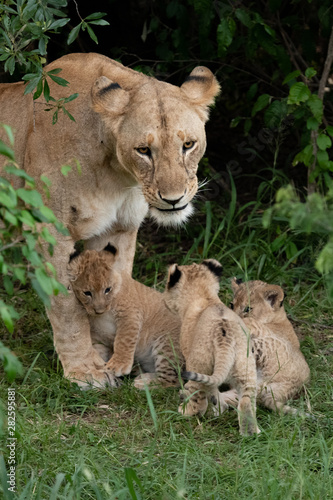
105,358,133,377
178,389,208,416
133,373,159,390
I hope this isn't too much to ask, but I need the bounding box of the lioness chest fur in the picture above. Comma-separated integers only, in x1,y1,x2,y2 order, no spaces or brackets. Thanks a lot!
228,279,310,415
164,260,260,436
67,244,182,388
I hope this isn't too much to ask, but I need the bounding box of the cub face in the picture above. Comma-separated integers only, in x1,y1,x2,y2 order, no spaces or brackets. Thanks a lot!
231,279,286,324
92,67,220,227
164,259,222,313
67,244,121,316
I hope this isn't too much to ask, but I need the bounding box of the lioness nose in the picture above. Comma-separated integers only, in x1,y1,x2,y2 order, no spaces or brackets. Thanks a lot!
158,191,185,207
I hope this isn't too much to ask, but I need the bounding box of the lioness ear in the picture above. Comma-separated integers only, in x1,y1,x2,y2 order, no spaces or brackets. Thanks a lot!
180,67,220,121
167,264,182,289
92,76,130,115
103,243,117,256
202,259,223,279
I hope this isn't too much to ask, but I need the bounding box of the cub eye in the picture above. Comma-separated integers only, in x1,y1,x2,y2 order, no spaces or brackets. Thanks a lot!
83,291,92,297
136,147,151,156
183,141,195,151
104,287,111,294
230,302,234,310
244,306,252,313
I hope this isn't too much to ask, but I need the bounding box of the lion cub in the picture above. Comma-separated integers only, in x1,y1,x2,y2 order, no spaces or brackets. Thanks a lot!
227,278,310,415
164,260,260,436
67,244,182,389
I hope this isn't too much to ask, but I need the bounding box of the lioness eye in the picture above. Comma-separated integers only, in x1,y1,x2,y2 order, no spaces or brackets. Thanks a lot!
104,287,111,294
83,291,92,297
183,141,195,151
136,147,151,156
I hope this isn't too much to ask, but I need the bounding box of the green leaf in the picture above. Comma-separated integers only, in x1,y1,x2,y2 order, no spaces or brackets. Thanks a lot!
62,107,75,122
251,94,270,117
1,124,14,145
246,83,258,102
24,77,41,95
0,306,14,333
35,267,54,296
217,18,236,57
0,140,15,160
287,82,311,105
87,24,98,44
282,70,301,85
85,12,107,20
47,68,63,75
64,93,78,103
305,67,317,79
4,210,18,226
3,276,14,296
317,134,332,151
17,189,43,207
306,94,323,121
292,144,313,167
48,74,69,87
88,20,110,26
235,8,252,28
13,267,26,284
33,77,43,100
326,126,333,138
264,100,287,128
67,24,81,45
4,165,35,183
0,191,17,209
37,205,57,223
18,210,36,227
306,117,319,130
40,227,57,245
61,165,72,176
43,78,50,102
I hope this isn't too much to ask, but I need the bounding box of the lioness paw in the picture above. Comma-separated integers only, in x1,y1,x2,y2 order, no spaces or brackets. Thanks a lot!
69,369,121,390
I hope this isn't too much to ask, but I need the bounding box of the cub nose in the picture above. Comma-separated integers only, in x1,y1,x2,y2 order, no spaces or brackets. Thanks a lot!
158,190,186,207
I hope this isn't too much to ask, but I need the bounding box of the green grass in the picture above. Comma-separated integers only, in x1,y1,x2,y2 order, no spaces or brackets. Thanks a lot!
1,197,333,499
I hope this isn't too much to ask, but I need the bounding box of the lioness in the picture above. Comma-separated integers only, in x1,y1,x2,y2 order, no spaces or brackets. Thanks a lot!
67,243,182,388
0,53,219,387
164,260,260,436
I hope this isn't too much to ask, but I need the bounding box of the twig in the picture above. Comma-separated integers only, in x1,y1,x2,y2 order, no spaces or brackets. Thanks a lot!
0,237,23,252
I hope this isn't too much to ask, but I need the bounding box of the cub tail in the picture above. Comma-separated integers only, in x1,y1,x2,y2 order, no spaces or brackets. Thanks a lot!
181,370,224,387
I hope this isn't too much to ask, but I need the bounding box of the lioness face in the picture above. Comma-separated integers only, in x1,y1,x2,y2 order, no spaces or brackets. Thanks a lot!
92,67,220,227
116,89,206,226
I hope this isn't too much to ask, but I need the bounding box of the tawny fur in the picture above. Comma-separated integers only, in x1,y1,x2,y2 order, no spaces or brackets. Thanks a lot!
219,279,311,415
164,261,260,436
67,245,183,389
0,53,219,388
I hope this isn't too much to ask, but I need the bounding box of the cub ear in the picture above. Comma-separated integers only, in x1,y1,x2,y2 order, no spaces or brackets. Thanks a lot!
202,259,223,279
231,277,242,293
103,243,117,256
92,76,130,115
167,264,182,289
67,255,81,282
264,286,285,310
180,67,220,121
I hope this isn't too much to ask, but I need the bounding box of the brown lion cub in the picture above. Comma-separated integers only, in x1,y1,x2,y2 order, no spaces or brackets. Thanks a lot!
227,279,311,415
67,244,182,389
164,260,260,436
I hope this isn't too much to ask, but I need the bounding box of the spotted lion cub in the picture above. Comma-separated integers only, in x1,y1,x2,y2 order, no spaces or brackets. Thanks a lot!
164,260,260,436
227,279,310,415
67,244,182,389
